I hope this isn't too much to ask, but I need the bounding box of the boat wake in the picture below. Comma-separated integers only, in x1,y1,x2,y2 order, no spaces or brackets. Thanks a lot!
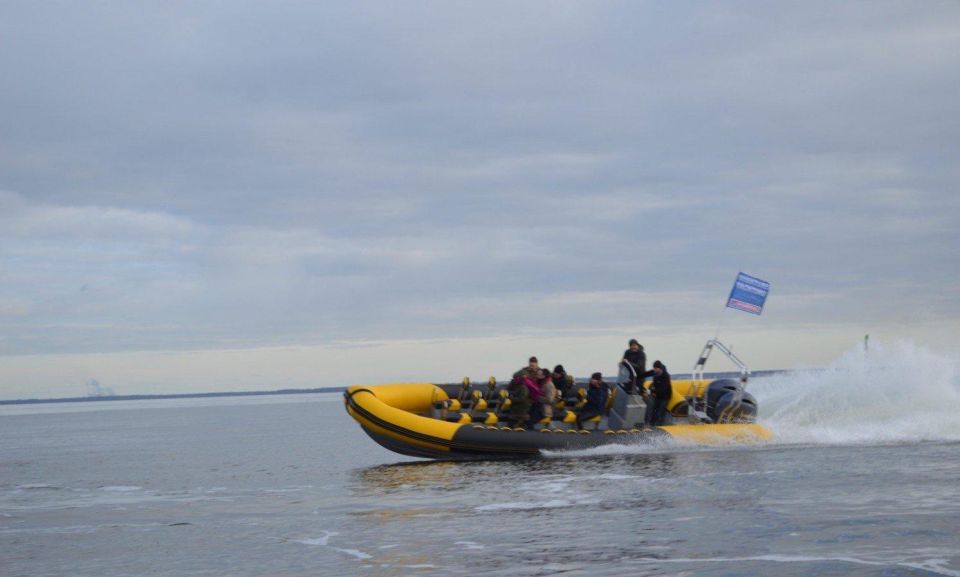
755,339,960,445
544,339,960,458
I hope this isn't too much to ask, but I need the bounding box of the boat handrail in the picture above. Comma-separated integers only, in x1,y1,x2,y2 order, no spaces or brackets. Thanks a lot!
689,338,751,422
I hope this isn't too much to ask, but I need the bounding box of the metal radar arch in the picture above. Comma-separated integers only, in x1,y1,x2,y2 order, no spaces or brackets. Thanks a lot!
688,338,751,423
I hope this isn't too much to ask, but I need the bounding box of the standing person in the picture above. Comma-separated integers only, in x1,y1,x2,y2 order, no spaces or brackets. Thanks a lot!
537,369,558,423
506,375,531,428
513,356,541,380
524,373,543,426
621,339,646,394
575,372,609,429
642,360,672,429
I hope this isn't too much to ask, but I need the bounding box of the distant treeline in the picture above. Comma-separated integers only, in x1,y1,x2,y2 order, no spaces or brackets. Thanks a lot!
0,370,790,406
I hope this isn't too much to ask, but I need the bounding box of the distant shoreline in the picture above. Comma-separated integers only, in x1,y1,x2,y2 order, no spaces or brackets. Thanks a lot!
0,369,790,405
0,387,347,406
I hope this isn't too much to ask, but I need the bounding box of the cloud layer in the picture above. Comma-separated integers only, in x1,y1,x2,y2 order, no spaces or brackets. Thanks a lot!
1,2,958,395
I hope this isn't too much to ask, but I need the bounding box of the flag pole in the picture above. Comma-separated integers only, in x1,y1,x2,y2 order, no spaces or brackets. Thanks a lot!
713,271,741,342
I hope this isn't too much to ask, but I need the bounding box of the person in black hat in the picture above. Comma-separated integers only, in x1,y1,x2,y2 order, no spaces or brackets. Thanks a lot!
620,339,647,394
576,372,609,429
641,360,672,429
552,364,574,399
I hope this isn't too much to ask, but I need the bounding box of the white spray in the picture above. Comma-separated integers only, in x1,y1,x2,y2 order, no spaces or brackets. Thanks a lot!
753,340,960,445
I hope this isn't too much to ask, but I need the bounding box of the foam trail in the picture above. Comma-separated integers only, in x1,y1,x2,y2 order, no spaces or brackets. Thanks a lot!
753,339,960,445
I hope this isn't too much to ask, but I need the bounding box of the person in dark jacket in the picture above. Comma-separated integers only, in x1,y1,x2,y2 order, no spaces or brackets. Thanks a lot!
506,375,531,427
552,364,574,399
621,339,647,394
513,356,541,380
576,372,609,429
642,360,672,429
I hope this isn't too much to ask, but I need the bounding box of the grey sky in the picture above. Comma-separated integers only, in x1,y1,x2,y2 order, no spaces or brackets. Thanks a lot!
1,2,958,397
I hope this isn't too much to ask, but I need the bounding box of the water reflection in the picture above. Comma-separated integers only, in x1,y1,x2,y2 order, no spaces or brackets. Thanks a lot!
348,450,776,537
355,461,461,491
350,452,687,510
329,446,954,577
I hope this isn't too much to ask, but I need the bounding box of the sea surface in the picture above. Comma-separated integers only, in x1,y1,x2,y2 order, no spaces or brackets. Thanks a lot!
2,341,959,577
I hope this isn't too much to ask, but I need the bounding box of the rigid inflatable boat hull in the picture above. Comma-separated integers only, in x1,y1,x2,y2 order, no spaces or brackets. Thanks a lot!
344,383,772,461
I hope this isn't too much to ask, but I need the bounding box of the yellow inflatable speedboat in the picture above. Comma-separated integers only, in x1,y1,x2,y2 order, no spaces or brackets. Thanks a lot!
344,377,772,460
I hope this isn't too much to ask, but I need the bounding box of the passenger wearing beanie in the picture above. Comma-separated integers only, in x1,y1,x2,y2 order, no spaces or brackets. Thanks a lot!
620,339,647,394
576,372,609,429
552,364,574,399
641,360,672,429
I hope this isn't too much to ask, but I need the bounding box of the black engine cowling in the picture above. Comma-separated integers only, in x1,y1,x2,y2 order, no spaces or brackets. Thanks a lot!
706,379,758,423
713,391,758,423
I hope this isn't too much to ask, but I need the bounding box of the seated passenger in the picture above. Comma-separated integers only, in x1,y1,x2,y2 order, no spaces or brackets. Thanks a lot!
575,372,609,429
552,364,575,399
506,375,531,428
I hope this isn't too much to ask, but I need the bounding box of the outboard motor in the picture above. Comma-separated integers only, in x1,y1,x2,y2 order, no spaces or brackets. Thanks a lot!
707,378,758,423
713,391,758,423
738,392,758,422
705,379,742,421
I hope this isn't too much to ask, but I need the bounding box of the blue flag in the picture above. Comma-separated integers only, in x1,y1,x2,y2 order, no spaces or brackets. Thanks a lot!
726,272,770,315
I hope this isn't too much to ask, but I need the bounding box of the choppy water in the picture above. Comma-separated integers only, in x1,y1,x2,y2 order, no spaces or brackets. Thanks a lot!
2,341,959,577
